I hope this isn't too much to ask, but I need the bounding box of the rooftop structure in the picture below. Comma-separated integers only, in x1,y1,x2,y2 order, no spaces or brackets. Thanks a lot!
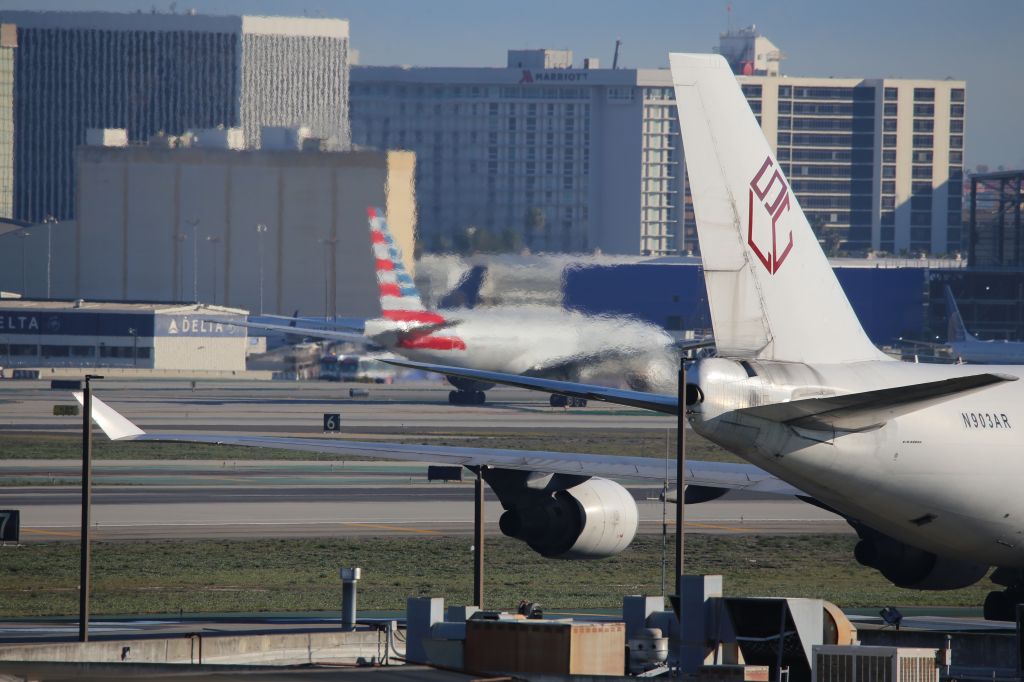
717,25,783,76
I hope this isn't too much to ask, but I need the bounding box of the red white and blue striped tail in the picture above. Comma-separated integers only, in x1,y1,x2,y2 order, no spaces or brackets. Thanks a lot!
367,207,446,326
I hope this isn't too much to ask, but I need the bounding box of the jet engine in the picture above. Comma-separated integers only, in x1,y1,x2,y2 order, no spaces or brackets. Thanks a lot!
485,470,638,560
852,525,988,590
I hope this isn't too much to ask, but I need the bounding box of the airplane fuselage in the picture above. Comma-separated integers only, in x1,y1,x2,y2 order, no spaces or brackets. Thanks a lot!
366,306,680,390
690,357,1024,567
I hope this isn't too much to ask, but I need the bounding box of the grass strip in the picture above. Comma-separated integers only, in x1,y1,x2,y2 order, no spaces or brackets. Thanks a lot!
0,535,989,618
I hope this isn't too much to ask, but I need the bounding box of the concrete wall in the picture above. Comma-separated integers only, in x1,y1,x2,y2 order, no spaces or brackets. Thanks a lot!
73,146,416,318
0,630,384,666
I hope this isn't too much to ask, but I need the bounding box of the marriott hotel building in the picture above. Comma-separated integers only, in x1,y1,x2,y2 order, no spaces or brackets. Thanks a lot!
351,47,965,257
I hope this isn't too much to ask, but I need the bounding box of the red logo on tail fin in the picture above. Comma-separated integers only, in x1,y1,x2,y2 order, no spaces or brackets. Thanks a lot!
748,156,794,275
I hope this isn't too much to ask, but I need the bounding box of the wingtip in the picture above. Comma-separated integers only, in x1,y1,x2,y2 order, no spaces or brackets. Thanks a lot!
72,391,146,440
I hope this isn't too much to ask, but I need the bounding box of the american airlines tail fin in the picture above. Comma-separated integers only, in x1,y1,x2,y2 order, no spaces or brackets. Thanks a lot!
368,207,445,326
669,54,888,364
944,285,975,343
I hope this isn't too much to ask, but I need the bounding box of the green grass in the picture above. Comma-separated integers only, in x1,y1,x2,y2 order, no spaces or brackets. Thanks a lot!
0,535,991,618
0,430,743,463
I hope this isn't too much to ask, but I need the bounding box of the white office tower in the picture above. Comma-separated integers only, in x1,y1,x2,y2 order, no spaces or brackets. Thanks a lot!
0,11,350,222
352,45,965,257
352,49,684,256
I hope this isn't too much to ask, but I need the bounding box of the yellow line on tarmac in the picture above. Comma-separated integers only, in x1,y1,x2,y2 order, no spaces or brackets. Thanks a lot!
685,521,750,533
344,522,440,535
22,528,80,538
663,519,751,533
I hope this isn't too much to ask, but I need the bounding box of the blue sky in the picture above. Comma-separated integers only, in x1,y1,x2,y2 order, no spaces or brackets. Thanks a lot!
13,0,1024,169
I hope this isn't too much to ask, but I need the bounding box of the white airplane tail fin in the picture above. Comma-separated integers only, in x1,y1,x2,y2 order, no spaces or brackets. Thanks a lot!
368,206,445,326
944,285,976,343
669,54,888,364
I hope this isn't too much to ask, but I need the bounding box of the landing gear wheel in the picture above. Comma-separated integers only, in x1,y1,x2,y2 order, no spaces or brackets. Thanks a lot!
984,590,1021,621
549,394,568,408
568,397,588,407
474,391,486,405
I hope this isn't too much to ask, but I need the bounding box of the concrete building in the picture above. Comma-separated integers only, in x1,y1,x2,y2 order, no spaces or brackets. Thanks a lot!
351,43,965,257
65,133,415,318
0,300,248,372
968,169,1023,267
738,74,965,256
0,24,14,220
352,50,682,256
0,11,350,223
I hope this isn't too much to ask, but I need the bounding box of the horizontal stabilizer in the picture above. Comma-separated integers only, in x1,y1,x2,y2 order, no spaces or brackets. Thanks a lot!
738,373,1017,432
384,358,678,415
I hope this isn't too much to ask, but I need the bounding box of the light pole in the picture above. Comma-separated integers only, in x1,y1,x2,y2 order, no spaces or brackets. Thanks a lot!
42,215,57,299
318,236,337,321
15,230,29,295
79,373,104,642
128,328,138,367
256,224,268,315
174,232,188,300
184,217,199,302
206,235,221,305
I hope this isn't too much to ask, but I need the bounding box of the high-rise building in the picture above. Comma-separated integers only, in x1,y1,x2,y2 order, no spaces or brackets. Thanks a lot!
735,75,965,256
352,50,683,255
351,44,965,257
0,11,350,223
0,23,14,220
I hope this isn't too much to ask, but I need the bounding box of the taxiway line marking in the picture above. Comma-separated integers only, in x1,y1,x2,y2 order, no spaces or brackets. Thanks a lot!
22,528,80,538
343,522,440,535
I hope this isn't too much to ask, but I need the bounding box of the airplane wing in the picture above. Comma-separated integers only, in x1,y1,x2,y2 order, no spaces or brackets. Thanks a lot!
900,339,947,350
384,358,679,415
208,318,371,345
382,360,1016,433
737,372,1018,432
73,392,800,497
260,314,366,333
676,338,715,352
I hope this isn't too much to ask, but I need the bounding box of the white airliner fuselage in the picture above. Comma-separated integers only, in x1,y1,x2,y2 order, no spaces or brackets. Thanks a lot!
692,357,1024,567
366,305,680,391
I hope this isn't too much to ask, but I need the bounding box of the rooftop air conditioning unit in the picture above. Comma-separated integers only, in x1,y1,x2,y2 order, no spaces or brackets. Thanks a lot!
813,645,939,682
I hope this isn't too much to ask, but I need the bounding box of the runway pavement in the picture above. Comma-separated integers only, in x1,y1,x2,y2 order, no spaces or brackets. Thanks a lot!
1,459,849,541
0,378,850,542
0,378,673,432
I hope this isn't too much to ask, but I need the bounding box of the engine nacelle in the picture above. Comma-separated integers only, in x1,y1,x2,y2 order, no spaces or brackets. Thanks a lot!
853,527,988,590
496,476,638,560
